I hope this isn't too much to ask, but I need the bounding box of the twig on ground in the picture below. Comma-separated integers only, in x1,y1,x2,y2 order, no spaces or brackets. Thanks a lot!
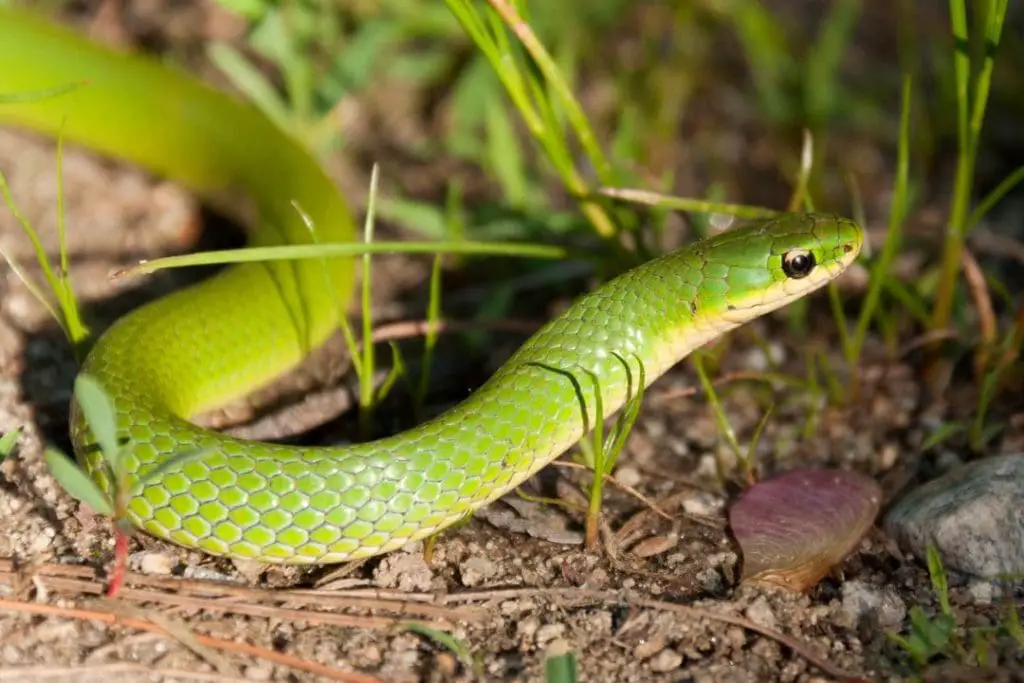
0,559,480,626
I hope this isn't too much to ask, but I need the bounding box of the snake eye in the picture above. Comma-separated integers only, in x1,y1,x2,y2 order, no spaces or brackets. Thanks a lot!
782,249,815,279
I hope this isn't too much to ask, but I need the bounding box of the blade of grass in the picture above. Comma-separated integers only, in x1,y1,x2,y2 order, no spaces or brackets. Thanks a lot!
358,164,381,436
693,352,743,483
73,375,120,468
598,189,780,220
291,199,363,382
43,449,113,516
545,651,578,683
931,0,1008,333
444,0,618,240
0,428,22,459
118,239,567,277
844,75,913,377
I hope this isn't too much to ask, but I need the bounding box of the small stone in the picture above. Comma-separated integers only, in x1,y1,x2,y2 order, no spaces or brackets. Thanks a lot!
632,533,679,558
615,466,642,488
634,634,665,660
681,491,721,517
137,552,175,575
967,580,1003,605
745,596,776,630
884,454,1024,577
517,618,539,643
725,627,746,650
544,638,571,658
244,664,274,681
29,526,55,554
459,556,498,587
373,552,434,591
231,558,265,582
583,567,610,589
535,623,565,648
648,649,683,673
837,580,907,630
697,567,724,594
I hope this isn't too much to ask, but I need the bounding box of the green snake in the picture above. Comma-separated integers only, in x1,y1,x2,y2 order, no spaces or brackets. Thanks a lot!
0,9,863,564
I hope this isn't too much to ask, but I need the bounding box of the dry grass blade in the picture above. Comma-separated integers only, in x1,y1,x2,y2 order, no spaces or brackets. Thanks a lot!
370,317,542,345
960,246,996,376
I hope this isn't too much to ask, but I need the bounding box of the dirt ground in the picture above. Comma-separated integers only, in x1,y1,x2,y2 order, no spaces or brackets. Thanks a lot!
1,4,1023,683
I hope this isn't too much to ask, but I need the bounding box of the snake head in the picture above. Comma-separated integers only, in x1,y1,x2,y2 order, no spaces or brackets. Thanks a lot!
698,213,863,324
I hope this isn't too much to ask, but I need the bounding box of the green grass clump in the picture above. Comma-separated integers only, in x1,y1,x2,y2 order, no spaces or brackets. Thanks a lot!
888,546,1024,673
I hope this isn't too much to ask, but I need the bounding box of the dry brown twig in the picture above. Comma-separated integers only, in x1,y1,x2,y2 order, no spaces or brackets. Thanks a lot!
961,246,997,376
0,559,480,628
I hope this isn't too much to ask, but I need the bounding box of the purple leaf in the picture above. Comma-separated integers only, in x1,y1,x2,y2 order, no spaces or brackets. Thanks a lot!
729,468,881,592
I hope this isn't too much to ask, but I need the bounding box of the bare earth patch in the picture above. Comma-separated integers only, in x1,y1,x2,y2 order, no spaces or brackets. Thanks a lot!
0,125,1020,681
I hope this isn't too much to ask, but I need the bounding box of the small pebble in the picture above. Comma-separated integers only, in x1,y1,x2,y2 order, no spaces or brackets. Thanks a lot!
534,623,565,648
967,580,1003,605
632,533,679,558
137,552,175,575
244,664,274,681
884,453,1024,577
681,491,721,517
373,552,434,591
614,466,642,488
459,556,498,587
837,580,907,630
648,648,683,673
634,635,665,660
745,596,777,630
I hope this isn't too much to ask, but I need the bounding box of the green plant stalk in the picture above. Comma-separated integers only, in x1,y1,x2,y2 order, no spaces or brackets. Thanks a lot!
693,353,744,483
358,165,381,437
445,0,618,239
969,328,1017,450
965,162,1024,229
931,0,1008,333
483,0,613,181
846,76,913,373
0,171,78,344
0,132,88,350
545,652,578,683
581,366,605,549
0,428,21,458
416,255,445,421
744,403,775,484
584,356,645,548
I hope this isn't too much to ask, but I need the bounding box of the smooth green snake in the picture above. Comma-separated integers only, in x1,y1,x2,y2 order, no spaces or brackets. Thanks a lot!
0,9,863,564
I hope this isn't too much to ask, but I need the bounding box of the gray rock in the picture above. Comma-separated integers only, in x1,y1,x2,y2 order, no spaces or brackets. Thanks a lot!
884,454,1024,577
